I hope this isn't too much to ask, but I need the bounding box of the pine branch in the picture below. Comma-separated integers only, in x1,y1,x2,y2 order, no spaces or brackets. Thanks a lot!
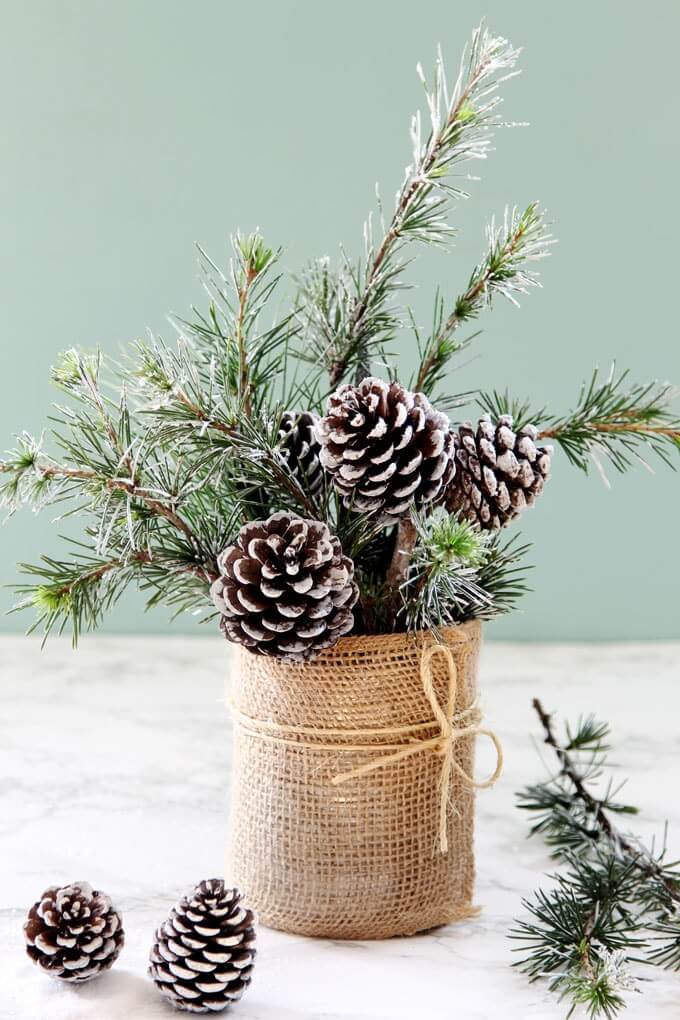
511,851,643,1019
12,548,142,644
530,699,680,905
396,508,529,633
133,337,238,440
301,21,522,387
537,368,680,475
13,537,216,644
176,234,300,416
478,367,680,480
513,702,680,1017
475,532,533,616
0,451,198,544
415,202,553,394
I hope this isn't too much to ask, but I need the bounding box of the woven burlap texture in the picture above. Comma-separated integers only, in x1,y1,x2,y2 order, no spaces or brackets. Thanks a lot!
228,619,485,939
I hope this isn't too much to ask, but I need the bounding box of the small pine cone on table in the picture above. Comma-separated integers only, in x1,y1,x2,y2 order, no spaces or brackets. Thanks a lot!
24,881,124,982
316,376,455,523
149,880,255,1014
277,410,324,497
210,511,359,662
446,415,552,529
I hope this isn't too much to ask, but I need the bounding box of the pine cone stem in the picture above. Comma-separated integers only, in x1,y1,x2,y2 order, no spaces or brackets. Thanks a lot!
386,518,417,591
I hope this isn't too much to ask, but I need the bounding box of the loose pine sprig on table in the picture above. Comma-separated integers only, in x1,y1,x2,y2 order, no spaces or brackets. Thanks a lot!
511,701,680,1018
1,20,678,653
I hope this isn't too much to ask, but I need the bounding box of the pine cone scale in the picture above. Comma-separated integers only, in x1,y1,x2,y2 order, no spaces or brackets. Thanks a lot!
150,880,256,1014
24,882,124,982
276,410,324,498
317,377,455,522
446,415,552,529
212,511,358,662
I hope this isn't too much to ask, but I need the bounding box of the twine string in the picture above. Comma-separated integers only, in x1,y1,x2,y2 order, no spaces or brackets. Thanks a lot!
230,641,503,855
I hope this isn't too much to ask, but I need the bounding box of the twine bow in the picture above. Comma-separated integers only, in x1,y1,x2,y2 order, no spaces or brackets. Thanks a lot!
330,643,503,853
230,642,503,855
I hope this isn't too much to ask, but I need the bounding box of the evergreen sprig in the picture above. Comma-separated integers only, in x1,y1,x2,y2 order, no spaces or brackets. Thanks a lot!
511,701,680,1018
400,508,530,633
480,367,680,479
414,202,553,395
299,21,523,387
0,346,234,639
1,20,678,643
539,368,680,476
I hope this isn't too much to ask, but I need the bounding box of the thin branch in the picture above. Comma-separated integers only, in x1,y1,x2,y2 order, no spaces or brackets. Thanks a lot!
236,265,258,416
415,202,552,392
45,551,215,598
539,422,680,440
533,698,680,905
321,22,521,387
0,459,197,544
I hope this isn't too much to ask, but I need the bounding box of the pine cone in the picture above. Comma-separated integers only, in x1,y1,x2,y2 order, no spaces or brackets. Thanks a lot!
210,511,358,662
316,377,455,522
149,880,255,1014
277,411,324,497
446,415,552,529
24,881,124,982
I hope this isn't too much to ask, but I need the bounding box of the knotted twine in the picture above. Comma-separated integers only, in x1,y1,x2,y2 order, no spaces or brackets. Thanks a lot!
230,642,503,854
228,621,501,939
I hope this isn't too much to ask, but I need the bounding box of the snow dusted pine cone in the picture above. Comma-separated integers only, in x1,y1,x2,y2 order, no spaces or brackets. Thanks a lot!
316,377,455,522
24,881,124,982
446,415,552,529
149,880,255,1014
277,410,324,497
210,511,359,662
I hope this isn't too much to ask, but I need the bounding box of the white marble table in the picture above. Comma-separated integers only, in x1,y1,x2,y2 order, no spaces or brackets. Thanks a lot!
1,636,679,1019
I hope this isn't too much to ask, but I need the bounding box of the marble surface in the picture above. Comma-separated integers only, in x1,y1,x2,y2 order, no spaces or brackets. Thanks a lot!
1,636,679,1019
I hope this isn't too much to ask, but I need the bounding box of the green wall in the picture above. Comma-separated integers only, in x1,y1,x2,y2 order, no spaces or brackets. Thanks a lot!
1,1,678,640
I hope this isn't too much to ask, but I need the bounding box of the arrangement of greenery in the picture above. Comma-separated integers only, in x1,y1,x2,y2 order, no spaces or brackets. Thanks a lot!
512,701,680,1018
1,22,678,653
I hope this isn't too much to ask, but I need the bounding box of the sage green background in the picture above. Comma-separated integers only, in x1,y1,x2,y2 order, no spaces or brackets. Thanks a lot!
1,1,678,640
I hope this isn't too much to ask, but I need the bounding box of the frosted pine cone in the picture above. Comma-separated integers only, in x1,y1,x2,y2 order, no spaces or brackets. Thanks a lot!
24,881,124,982
446,415,552,529
316,377,455,522
149,880,255,1014
210,511,358,662
277,411,323,497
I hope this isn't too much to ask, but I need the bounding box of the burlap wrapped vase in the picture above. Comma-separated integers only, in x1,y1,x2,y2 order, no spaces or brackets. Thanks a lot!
227,619,502,940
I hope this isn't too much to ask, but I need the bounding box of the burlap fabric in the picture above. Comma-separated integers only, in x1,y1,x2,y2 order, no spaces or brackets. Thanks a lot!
228,620,492,939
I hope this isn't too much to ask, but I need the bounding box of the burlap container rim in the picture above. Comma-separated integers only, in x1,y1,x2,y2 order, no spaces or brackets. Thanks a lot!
228,620,500,939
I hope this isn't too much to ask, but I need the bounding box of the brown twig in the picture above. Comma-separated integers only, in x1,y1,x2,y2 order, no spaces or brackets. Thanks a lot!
538,423,680,441
48,551,216,599
3,461,199,545
386,518,418,591
532,698,680,904
171,387,234,436
236,266,258,416
48,552,152,597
